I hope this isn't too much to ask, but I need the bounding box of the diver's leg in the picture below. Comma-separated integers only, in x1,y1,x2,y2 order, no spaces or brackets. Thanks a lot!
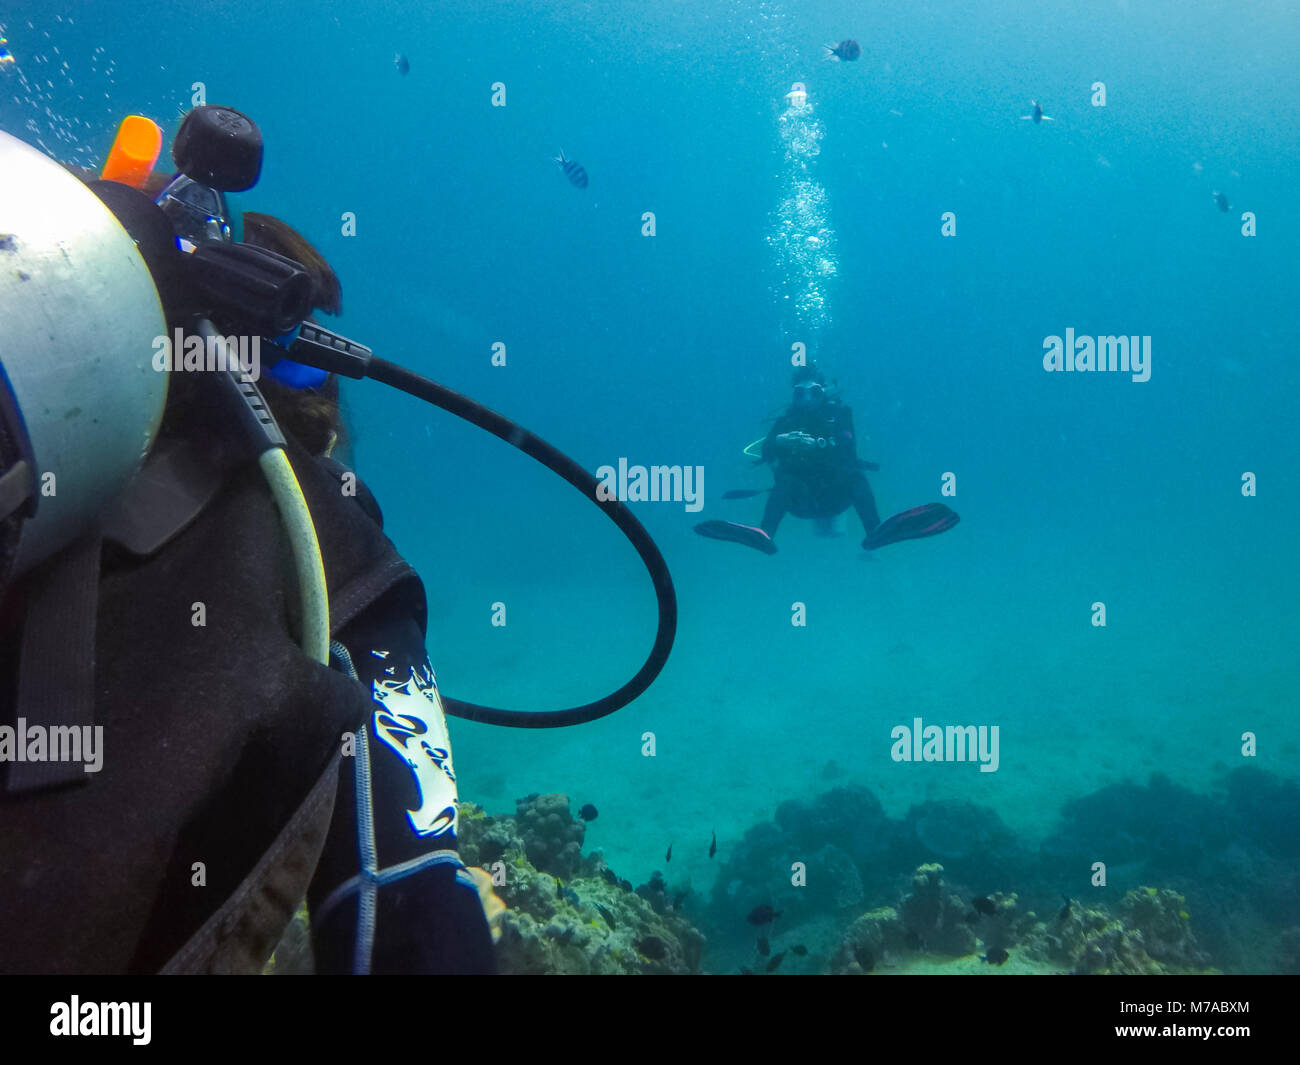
761,478,795,538
849,473,881,535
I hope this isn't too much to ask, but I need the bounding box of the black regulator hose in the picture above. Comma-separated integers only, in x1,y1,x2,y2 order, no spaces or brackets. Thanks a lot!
363,356,678,729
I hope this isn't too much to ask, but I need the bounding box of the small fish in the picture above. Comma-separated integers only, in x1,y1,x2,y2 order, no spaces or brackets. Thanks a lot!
757,936,770,957
971,896,997,916
395,53,409,75
1020,100,1054,124
854,946,875,972
594,903,616,930
579,803,599,822
601,868,619,886
665,842,673,863
1057,897,1072,922
635,935,668,960
1213,190,1230,213
983,947,1010,965
823,39,861,62
709,830,717,858
563,887,580,906
556,878,564,899
555,150,589,189
792,945,808,956
747,904,780,926
766,950,787,972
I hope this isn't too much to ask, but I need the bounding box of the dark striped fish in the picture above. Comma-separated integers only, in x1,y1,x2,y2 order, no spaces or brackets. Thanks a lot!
555,150,589,189
823,39,861,62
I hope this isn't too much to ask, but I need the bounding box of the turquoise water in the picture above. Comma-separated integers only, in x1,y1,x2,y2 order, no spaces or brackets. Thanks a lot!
3,1,1297,972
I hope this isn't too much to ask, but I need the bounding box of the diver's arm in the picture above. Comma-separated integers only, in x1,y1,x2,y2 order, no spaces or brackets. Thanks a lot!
833,405,861,464
759,418,785,464
761,413,802,463
307,600,495,974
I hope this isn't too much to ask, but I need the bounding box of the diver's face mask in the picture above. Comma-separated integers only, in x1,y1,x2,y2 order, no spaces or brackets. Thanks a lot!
792,381,825,408
154,173,231,248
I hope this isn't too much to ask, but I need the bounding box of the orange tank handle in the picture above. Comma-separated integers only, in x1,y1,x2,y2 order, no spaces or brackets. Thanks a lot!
100,114,163,188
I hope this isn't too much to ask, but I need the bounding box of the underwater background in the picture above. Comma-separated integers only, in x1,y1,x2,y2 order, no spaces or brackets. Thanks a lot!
3,0,1297,973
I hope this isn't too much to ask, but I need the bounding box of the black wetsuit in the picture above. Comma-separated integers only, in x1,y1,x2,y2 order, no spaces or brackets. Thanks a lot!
759,399,880,537
0,439,494,974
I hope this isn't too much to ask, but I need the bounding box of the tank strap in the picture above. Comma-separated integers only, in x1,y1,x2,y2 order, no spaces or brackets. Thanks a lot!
5,528,101,793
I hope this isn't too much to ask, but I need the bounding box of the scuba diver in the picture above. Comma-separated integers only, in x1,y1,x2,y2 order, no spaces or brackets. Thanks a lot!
0,106,676,974
694,363,959,554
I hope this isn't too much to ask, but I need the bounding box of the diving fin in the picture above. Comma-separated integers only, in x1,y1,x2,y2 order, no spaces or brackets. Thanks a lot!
862,503,959,550
694,520,778,555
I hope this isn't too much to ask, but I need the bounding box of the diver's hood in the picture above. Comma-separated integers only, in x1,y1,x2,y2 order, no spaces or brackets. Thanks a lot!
0,129,168,588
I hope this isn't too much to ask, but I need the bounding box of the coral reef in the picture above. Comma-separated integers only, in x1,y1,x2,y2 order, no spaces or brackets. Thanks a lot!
897,863,978,956
458,798,705,974
1222,767,1300,861
773,786,893,855
906,800,1016,863
808,843,864,910
830,907,905,974
670,765,1300,973
635,870,672,914
703,784,1036,965
1118,888,1210,968
828,864,1025,973
707,786,908,939
1037,767,1300,971
1041,772,1228,876
1023,887,1210,974
828,867,1214,975
515,792,586,879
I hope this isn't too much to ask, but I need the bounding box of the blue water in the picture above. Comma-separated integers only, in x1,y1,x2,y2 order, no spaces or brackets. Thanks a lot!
3,0,1297,972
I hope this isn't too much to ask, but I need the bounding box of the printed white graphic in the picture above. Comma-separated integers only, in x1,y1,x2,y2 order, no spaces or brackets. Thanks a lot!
371,660,458,837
